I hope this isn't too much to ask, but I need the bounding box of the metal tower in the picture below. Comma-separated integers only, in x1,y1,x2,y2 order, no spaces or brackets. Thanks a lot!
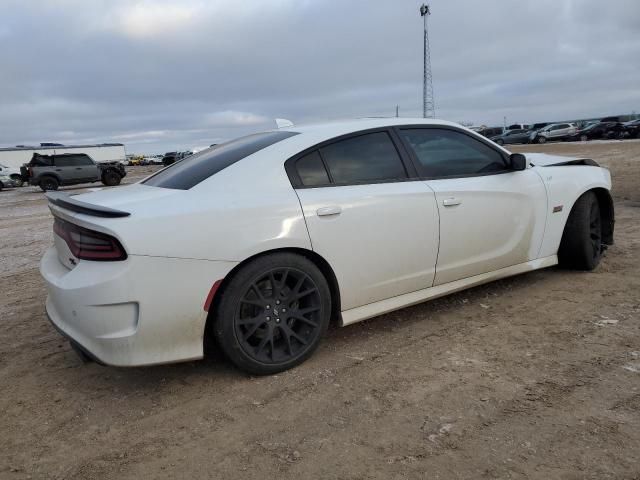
420,4,435,119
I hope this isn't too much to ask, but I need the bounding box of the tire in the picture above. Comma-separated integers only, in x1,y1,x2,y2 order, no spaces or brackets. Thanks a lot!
558,191,602,271
39,176,59,191
580,134,588,142
214,253,331,375
496,139,504,146
101,170,122,187
10,175,23,187
538,136,547,144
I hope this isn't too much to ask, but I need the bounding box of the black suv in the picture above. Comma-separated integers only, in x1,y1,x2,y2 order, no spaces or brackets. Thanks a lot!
21,153,127,191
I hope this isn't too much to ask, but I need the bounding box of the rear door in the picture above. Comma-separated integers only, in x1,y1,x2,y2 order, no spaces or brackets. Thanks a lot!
288,129,440,311
397,126,547,286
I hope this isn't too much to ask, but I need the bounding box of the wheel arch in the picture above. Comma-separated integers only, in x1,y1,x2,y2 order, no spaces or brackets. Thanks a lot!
563,187,614,246
37,173,62,184
203,247,343,348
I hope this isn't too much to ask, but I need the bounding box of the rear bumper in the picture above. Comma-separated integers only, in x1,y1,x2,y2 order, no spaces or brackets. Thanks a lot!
41,246,236,367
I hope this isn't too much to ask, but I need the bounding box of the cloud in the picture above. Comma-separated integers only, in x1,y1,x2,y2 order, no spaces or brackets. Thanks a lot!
0,0,638,153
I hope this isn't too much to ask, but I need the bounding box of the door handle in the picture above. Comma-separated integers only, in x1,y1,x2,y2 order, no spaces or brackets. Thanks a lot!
55,169,62,172
442,197,462,207
316,206,342,217
75,167,82,170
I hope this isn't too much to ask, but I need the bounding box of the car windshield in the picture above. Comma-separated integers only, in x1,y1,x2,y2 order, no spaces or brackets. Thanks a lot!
143,130,299,190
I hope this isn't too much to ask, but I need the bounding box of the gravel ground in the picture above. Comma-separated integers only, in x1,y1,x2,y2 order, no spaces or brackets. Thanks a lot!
1,145,639,479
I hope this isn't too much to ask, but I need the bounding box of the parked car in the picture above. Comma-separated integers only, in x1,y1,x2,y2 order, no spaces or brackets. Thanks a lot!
0,163,25,186
507,124,531,131
21,153,126,191
622,119,640,138
162,151,194,166
477,127,504,139
40,118,614,374
490,129,532,146
0,174,18,190
530,123,578,143
569,122,626,142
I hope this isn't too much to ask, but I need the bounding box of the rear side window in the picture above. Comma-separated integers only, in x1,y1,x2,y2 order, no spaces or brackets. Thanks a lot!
296,151,329,186
143,131,299,190
399,128,507,178
55,155,92,167
318,132,406,185
55,154,93,166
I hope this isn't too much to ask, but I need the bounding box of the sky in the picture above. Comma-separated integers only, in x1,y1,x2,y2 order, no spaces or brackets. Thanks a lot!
1,0,639,154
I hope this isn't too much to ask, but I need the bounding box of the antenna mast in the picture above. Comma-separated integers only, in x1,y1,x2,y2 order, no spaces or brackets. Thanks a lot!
420,4,435,118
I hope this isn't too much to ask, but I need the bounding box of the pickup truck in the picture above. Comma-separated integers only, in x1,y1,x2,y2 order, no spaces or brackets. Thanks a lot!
20,153,126,191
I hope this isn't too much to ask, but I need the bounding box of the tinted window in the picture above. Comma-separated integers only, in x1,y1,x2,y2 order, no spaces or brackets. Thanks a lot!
55,155,92,167
30,155,53,166
399,128,507,177
318,132,406,184
296,151,329,186
144,131,299,190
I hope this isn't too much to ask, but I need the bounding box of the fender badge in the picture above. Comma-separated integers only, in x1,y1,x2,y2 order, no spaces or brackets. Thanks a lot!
553,205,563,213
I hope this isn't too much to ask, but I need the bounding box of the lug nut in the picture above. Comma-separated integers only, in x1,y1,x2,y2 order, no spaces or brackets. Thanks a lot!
276,318,280,323
276,300,280,305
266,316,271,321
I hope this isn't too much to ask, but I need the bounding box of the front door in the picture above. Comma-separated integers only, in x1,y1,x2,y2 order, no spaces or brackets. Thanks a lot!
289,130,440,311
396,126,547,286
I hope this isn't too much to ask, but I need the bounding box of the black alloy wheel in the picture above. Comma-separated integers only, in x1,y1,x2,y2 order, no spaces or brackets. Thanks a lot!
214,253,331,375
558,191,603,270
588,200,602,264
235,268,322,364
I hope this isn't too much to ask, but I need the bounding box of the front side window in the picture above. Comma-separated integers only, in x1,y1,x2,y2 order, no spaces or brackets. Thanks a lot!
317,132,406,184
399,128,508,178
144,131,299,190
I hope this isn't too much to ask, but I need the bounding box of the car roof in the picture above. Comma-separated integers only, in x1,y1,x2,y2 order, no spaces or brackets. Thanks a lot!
279,117,462,138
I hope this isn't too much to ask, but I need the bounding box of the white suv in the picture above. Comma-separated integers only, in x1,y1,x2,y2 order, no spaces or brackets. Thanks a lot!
531,123,577,144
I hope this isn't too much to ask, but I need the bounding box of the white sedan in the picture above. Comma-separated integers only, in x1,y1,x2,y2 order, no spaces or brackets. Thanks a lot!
41,118,614,374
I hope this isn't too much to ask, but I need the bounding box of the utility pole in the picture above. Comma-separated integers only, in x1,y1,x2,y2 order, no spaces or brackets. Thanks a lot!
420,4,435,119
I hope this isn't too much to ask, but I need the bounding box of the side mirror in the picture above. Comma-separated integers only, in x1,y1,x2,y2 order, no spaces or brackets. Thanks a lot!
510,153,527,171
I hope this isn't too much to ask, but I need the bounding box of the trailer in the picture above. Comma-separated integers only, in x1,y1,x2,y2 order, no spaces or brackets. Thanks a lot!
0,143,126,169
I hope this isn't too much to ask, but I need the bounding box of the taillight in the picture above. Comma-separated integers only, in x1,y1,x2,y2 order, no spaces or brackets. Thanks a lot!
53,217,127,261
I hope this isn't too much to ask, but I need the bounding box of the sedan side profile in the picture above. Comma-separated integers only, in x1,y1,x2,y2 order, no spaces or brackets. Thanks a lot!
41,118,614,374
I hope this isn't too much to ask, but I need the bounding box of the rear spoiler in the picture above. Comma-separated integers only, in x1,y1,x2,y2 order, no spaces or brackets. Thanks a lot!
45,192,130,218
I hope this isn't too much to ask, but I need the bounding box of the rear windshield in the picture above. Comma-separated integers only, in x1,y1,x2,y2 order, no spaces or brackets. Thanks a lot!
143,131,299,190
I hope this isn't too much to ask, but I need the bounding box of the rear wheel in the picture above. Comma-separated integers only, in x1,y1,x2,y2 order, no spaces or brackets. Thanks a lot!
580,134,588,142
39,176,59,191
101,170,122,186
538,136,547,144
214,253,331,375
558,191,602,270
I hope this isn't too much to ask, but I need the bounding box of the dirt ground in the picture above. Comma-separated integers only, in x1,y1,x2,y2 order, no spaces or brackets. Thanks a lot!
1,142,639,479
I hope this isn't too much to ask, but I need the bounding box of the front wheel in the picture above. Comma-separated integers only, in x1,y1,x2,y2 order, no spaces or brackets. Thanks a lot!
496,139,504,146
214,253,331,375
558,191,602,270
538,136,547,144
